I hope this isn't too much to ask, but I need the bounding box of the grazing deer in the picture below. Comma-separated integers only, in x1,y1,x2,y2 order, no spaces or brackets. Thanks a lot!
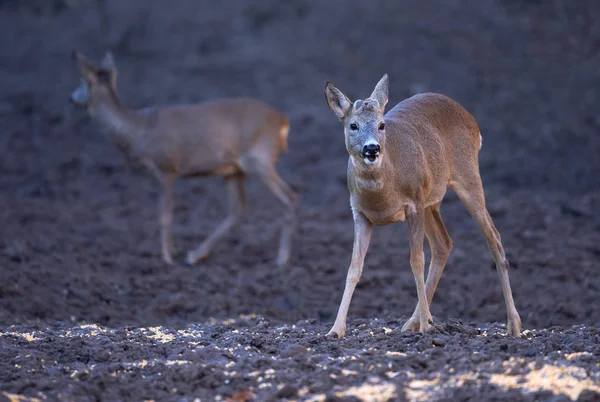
324,74,521,338
69,51,296,266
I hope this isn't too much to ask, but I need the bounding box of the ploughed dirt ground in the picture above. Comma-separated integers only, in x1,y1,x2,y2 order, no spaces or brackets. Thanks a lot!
1,0,599,401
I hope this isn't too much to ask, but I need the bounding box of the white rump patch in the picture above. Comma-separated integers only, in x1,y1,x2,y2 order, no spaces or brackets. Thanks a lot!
279,124,289,140
279,124,290,151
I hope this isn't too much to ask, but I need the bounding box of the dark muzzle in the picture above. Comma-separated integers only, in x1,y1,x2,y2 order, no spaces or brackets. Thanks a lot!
362,144,380,162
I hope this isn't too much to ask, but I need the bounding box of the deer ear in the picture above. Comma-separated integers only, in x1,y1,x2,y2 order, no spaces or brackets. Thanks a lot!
369,73,389,108
101,51,118,87
325,82,352,120
101,51,117,73
72,50,98,84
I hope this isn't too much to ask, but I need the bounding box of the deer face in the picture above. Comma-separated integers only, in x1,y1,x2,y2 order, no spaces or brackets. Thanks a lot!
70,51,119,111
325,74,389,166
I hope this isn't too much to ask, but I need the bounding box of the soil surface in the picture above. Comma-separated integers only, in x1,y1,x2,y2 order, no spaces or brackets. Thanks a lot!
1,0,599,401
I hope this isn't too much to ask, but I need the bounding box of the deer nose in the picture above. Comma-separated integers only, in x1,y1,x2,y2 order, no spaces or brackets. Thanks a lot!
362,143,380,156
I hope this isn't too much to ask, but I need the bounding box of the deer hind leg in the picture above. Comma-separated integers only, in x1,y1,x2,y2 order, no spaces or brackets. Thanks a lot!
240,151,297,266
403,202,452,332
186,175,246,265
258,168,297,266
450,177,522,337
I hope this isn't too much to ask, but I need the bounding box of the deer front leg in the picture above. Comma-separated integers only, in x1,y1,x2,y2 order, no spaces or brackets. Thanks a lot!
402,205,434,333
159,174,176,265
404,204,452,332
326,210,372,338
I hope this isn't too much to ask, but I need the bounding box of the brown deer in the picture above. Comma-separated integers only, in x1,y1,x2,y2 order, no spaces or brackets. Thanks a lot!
69,51,296,266
324,74,521,338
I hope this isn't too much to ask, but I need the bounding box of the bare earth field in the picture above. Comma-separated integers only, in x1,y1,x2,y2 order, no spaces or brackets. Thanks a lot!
0,0,599,401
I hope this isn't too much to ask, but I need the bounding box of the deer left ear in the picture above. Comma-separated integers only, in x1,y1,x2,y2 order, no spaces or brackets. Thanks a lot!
369,73,389,108
101,52,116,72
100,51,118,88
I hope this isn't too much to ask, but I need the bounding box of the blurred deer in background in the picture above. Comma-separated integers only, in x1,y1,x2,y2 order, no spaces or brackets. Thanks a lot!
324,74,521,338
69,51,296,266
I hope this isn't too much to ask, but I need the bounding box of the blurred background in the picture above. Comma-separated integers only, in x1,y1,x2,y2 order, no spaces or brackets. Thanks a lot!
0,0,599,330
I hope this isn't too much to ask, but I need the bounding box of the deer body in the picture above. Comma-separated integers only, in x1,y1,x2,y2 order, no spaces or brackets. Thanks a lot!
349,94,479,226
325,75,521,338
94,99,288,177
71,51,296,266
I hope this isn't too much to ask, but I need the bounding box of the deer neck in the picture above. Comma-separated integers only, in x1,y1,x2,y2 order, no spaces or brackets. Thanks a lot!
350,154,390,193
90,96,145,152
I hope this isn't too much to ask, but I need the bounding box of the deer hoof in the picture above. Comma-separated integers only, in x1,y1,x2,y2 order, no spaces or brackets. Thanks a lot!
174,255,192,266
325,327,345,339
184,252,197,266
419,318,434,333
507,316,522,338
401,316,421,332
185,250,211,265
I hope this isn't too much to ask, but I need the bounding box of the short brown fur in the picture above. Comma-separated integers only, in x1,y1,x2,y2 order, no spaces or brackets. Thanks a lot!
70,50,296,266
324,74,521,338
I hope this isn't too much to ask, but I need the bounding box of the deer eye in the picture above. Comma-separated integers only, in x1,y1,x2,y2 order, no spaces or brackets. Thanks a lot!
379,122,385,130
96,70,111,81
350,123,359,131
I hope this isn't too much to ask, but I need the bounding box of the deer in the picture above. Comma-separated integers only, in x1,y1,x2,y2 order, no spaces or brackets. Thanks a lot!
69,50,296,266
323,74,521,338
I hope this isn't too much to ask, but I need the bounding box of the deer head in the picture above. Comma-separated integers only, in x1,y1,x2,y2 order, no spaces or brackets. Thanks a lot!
325,74,389,167
70,50,119,111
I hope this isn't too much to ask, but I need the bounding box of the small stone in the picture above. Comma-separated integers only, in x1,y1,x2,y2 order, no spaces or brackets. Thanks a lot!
571,342,585,352
416,339,432,351
281,344,307,359
507,344,519,353
578,390,600,402
3,241,28,262
432,338,446,347
276,385,298,398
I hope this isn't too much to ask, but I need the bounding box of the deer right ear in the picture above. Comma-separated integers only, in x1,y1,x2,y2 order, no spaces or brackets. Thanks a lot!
72,50,98,84
325,82,351,120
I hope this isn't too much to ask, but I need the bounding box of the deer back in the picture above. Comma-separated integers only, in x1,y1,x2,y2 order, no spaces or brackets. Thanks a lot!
384,93,480,197
138,98,288,177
